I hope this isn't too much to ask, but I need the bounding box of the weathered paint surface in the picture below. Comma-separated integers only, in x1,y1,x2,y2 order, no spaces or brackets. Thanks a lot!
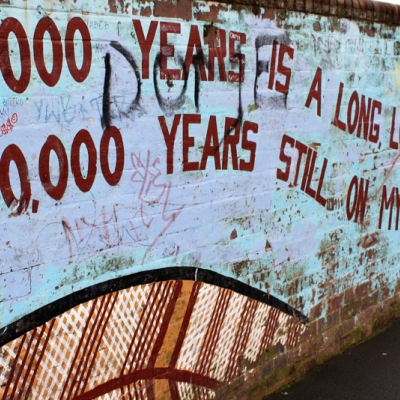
0,279,303,398
1,0,400,397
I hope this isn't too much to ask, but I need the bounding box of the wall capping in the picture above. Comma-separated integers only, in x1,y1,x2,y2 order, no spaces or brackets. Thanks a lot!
209,0,400,25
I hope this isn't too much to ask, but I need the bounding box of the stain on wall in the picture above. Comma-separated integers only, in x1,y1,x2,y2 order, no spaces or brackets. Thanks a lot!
1,0,400,397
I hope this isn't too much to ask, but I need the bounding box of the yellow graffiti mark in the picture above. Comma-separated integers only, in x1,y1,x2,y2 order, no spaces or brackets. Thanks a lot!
387,61,400,104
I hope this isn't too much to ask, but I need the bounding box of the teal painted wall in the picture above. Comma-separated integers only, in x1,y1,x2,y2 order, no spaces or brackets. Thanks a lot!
0,0,398,345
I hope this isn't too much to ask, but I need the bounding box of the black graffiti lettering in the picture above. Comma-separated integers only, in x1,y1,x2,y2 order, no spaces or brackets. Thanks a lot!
102,53,111,129
254,33,291,107
192,51,205,112
153,52,188,115
102,41,142,128
110,42,142,113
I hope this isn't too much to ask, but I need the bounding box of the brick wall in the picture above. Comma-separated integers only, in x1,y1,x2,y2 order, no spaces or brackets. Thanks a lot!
1,0,400,398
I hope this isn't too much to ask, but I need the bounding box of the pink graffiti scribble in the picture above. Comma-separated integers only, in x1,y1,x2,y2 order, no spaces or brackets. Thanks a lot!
62,150,184,264
0,113,18,137
130,150,185,262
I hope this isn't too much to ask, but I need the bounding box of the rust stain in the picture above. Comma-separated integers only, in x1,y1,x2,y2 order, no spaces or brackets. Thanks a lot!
227,216,251,230
359,232,379,249
232,260,251,277
309,142,321,150
230,229,238,240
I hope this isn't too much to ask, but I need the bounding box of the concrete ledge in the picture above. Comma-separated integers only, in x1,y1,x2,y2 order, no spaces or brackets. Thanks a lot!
209,0,400,24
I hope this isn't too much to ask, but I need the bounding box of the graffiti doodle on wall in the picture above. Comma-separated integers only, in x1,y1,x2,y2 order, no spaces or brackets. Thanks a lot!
62,150,184,264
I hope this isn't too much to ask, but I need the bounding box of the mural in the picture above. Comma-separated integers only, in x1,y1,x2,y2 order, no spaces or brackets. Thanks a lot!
0,270,305,399
0,0,400,396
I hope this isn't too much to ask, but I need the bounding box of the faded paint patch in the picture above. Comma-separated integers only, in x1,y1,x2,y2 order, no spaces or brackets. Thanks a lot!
193,2,229,22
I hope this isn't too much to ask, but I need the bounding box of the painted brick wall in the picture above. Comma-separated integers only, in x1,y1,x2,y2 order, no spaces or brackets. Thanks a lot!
1,0,400,398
